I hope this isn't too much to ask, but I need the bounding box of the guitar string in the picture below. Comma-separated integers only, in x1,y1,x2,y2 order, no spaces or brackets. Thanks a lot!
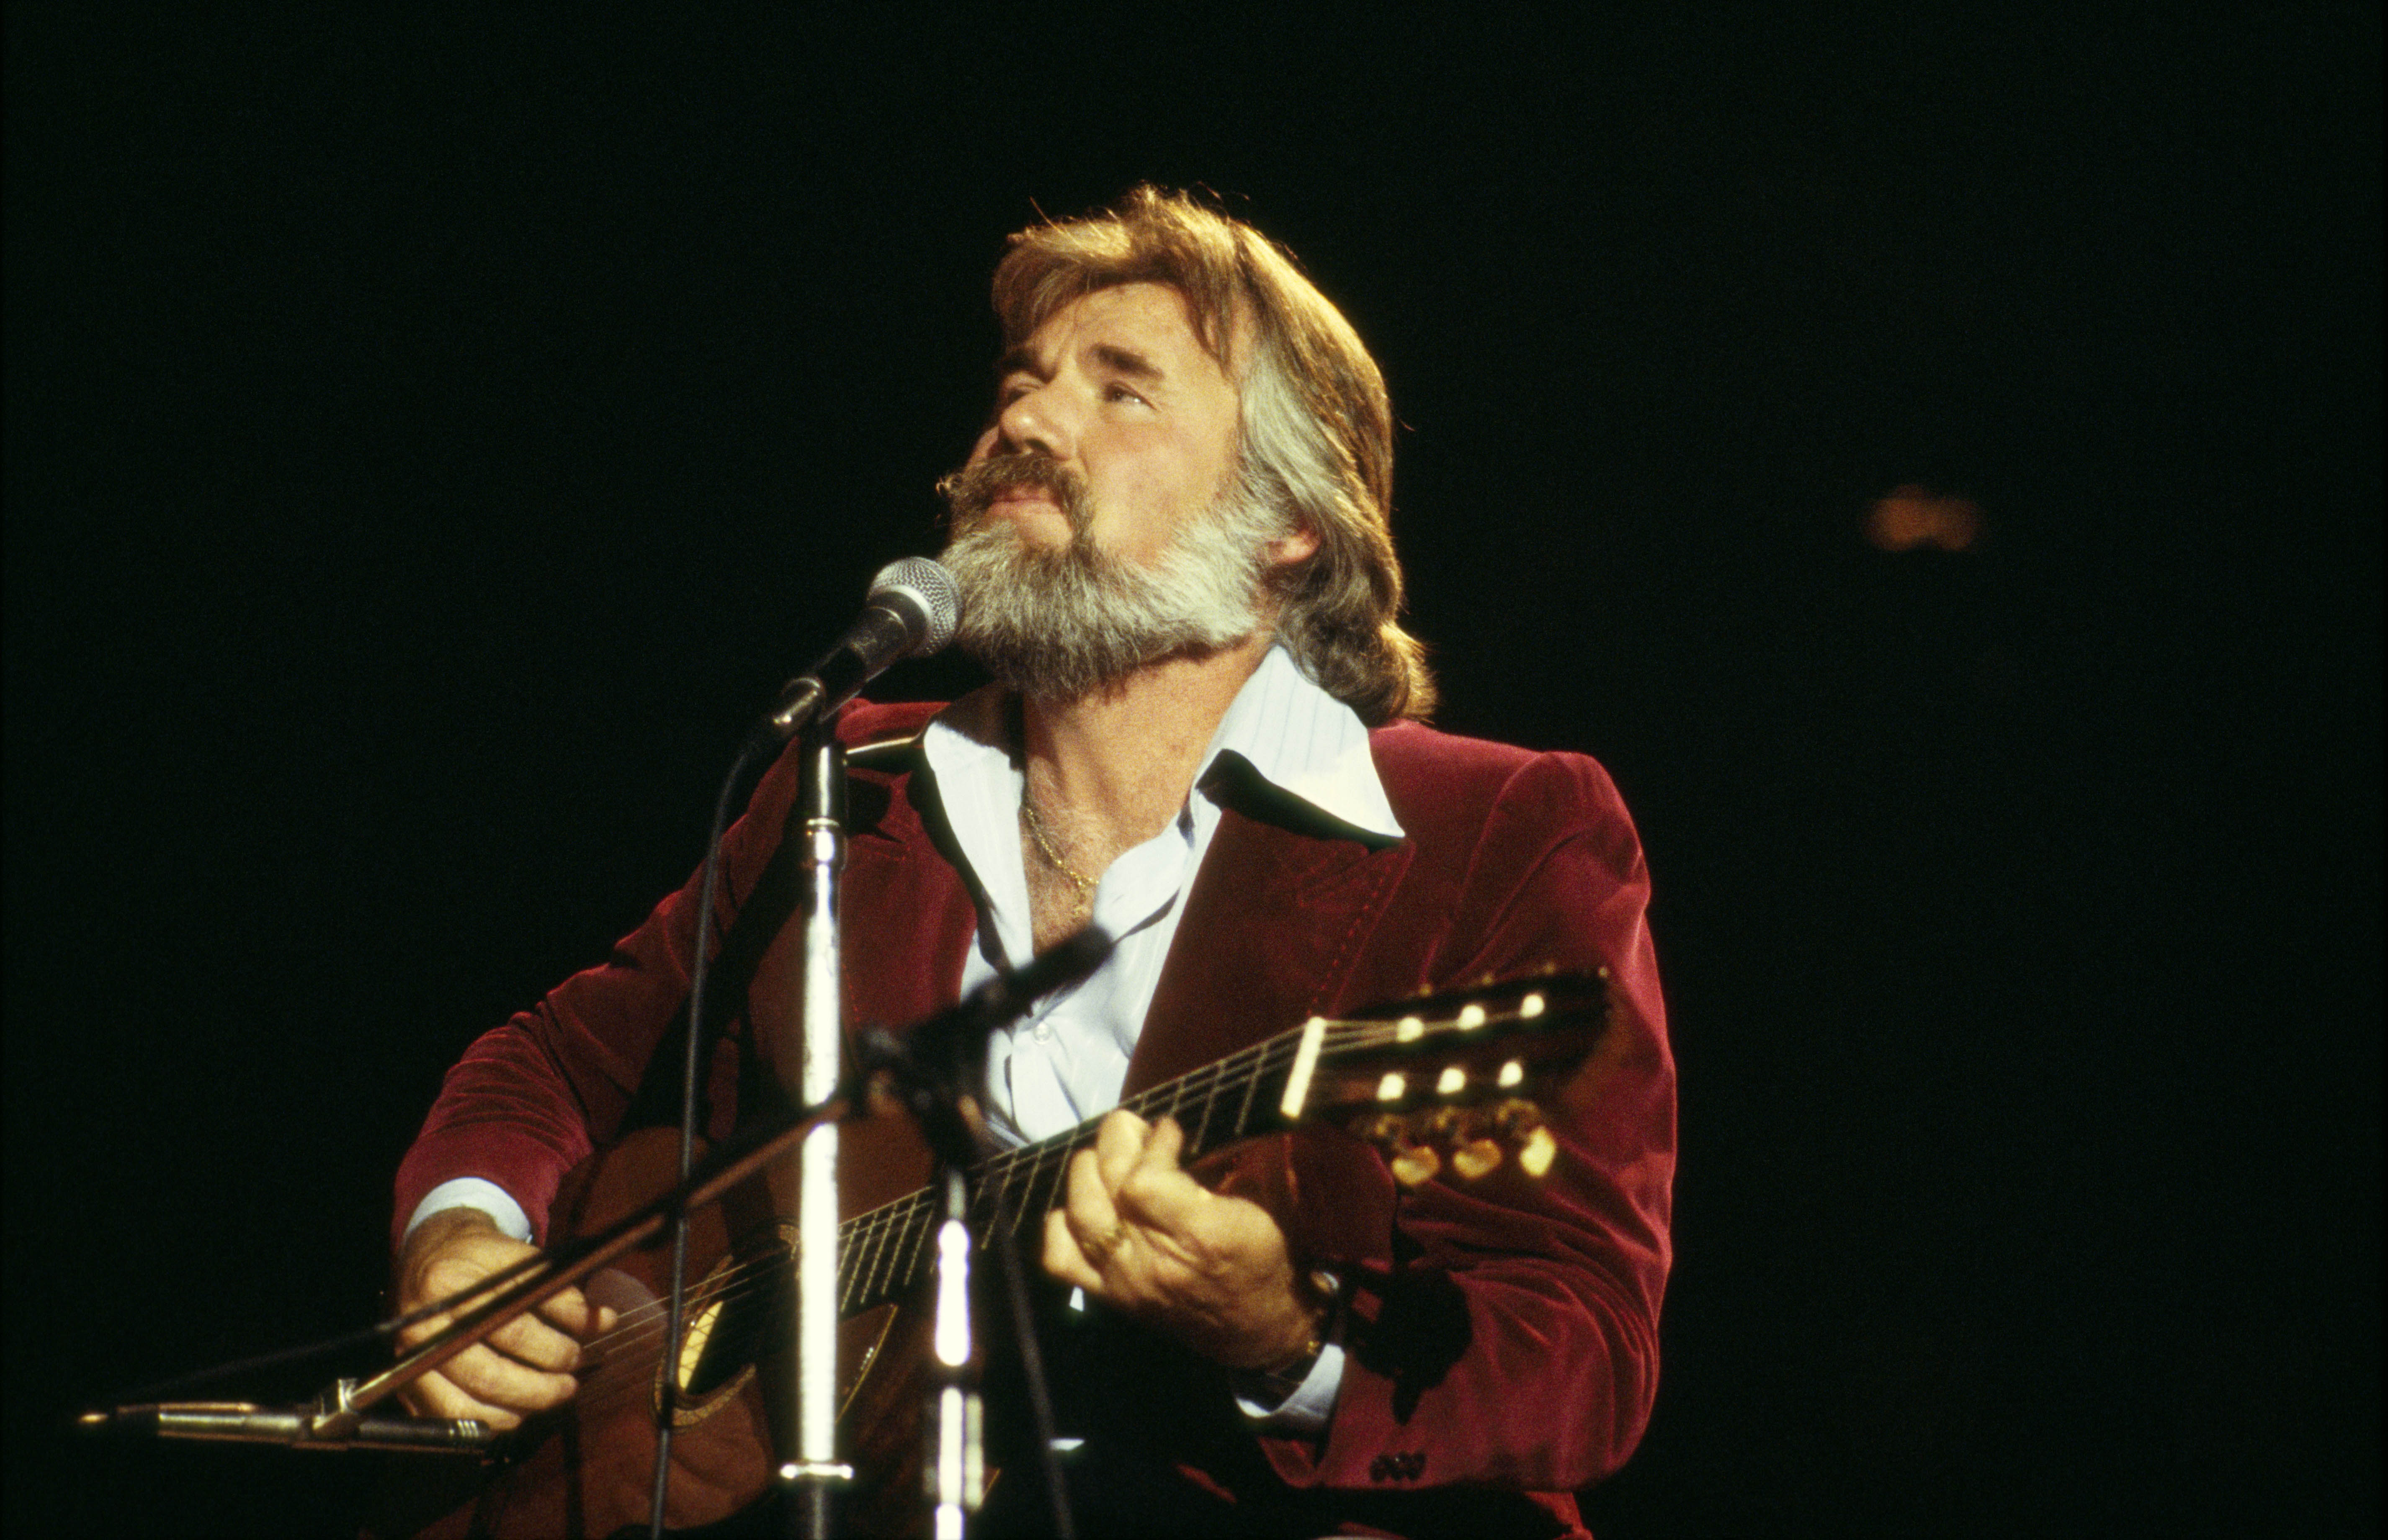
543,1000,1573,1409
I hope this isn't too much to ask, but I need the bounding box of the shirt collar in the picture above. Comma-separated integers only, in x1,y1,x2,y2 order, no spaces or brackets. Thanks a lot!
919,643,1404,851
1194,643,1404,842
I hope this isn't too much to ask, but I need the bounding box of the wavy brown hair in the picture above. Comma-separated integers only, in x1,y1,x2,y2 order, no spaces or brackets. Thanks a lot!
991,187,1435,724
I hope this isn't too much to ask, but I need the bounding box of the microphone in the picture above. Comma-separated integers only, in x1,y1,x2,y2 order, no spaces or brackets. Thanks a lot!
854,929,1114,1150
956,928,1114,1026
757,557,961,744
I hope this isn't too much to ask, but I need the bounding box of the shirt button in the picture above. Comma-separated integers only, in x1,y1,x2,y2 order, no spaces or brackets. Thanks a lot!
1032,1023,1053,1044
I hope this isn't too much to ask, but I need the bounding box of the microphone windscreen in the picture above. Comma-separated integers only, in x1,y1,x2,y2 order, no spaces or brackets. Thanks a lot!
867,557,962,657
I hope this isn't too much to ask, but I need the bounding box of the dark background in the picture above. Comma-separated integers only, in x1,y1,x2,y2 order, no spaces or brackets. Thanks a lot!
5,7,2377,1536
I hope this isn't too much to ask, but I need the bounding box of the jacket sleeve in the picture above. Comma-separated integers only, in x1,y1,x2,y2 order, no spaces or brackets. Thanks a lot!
389,742,809,1254
1265,748,1674,1496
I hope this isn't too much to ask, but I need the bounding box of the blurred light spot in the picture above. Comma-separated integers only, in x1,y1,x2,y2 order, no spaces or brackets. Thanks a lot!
1867,485,1984,552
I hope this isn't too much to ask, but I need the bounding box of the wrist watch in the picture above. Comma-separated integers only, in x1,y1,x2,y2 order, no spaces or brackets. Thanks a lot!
1237,1267,1342,1404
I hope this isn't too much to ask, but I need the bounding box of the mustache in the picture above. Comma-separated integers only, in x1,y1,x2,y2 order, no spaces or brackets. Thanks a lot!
936,454,1092,536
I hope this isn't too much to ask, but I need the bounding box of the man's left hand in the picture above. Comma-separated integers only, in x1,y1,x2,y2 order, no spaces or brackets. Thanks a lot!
1043,1109,1323,1371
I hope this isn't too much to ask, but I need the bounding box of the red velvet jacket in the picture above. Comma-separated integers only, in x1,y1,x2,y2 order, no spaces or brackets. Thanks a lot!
396,698,1674,1537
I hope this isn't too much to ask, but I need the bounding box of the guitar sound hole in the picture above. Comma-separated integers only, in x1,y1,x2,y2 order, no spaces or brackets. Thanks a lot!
662,1250,788,1424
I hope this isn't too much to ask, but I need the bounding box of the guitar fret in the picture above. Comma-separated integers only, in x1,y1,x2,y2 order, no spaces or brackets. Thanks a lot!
1023,1143,1063,1225
873,1206,904,1299
837,1205,878,1313
970,1158,1004,1242
912,1198,938,1282
862,1209,894,1303
839,1214,867,1314
971,1157,1014,1250
887,1203,921,1297
1232,1039,1267,1138
1206,1040,1262,1150
861,1212,897,1309
871,1204,907,1298
1015,1151,1048,1231
1007,1152,1040,1231
879,1208,909,1297
1011,1147,1046,1231
1019,1149,1046,1227
1187,1058,1221,1153
849,1209,886,1312
901,1198,933,1291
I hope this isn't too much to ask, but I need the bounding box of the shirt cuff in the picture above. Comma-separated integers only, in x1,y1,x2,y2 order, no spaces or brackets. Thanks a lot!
1233,1340,1345,1432
402,1178,533,1248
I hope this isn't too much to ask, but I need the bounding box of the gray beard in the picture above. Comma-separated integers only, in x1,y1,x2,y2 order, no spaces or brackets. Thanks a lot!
938,482,1285,703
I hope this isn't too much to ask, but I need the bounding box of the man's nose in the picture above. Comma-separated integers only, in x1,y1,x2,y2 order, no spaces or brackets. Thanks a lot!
994,387,1072,461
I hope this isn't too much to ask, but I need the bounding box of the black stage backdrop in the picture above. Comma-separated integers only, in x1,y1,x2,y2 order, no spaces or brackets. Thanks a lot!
5,8,2378,1537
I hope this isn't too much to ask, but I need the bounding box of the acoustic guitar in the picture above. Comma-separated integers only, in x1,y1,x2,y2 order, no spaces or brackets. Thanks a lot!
377,969,1612,1539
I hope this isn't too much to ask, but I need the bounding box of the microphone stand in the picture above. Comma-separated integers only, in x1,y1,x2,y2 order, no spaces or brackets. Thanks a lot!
871,1029,992,1540
783,712,850,1540
649,704,851,1540
856,929,1108,1540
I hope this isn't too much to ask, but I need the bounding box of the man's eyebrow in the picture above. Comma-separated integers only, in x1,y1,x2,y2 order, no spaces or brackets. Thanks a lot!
1090,343,1163,382
991,341,1166,383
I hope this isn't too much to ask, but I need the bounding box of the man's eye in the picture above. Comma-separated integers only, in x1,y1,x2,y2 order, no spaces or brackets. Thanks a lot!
1105,383,1149,406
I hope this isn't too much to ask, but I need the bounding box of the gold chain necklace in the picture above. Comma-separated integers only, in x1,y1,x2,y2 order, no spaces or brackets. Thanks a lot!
1020,796,1100,907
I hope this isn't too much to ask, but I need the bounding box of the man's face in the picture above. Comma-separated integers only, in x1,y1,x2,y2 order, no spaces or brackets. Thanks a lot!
936,283,1304,702
958,282,1243,566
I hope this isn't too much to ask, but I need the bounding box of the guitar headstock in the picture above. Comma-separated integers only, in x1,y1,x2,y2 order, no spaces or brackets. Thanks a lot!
1277,969,1611,1187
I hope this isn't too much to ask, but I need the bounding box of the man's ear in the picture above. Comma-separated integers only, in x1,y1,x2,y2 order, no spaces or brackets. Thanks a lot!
1267,523,1322,567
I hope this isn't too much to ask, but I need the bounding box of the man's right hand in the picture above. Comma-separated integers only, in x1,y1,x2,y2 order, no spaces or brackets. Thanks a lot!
393,1207,617,1430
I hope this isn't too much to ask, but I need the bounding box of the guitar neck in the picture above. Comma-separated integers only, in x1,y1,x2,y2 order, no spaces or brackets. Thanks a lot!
829,970,1605,1319
834,1023,1307,1317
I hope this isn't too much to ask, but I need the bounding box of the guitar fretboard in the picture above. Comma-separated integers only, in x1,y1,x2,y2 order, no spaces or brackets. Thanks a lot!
834,1019,1319,1317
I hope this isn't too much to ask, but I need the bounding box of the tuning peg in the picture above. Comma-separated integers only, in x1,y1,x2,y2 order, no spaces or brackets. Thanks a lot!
1450,1138,1504,1180
1389,1141,1440,1188
1517,1125,1558,1178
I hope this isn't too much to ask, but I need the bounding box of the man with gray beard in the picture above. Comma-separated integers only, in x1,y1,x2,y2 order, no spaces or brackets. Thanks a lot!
387,188,1674,1539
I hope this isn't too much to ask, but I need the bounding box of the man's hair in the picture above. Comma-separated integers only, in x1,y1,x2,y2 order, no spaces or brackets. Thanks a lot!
992,186,1435,724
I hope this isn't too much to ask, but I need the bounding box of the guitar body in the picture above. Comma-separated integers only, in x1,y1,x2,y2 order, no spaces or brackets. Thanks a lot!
378,1126,927,1540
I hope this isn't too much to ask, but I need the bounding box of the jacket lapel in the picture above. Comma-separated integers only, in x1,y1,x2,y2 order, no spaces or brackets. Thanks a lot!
1124,797,1412,1097
840,758,979,1036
